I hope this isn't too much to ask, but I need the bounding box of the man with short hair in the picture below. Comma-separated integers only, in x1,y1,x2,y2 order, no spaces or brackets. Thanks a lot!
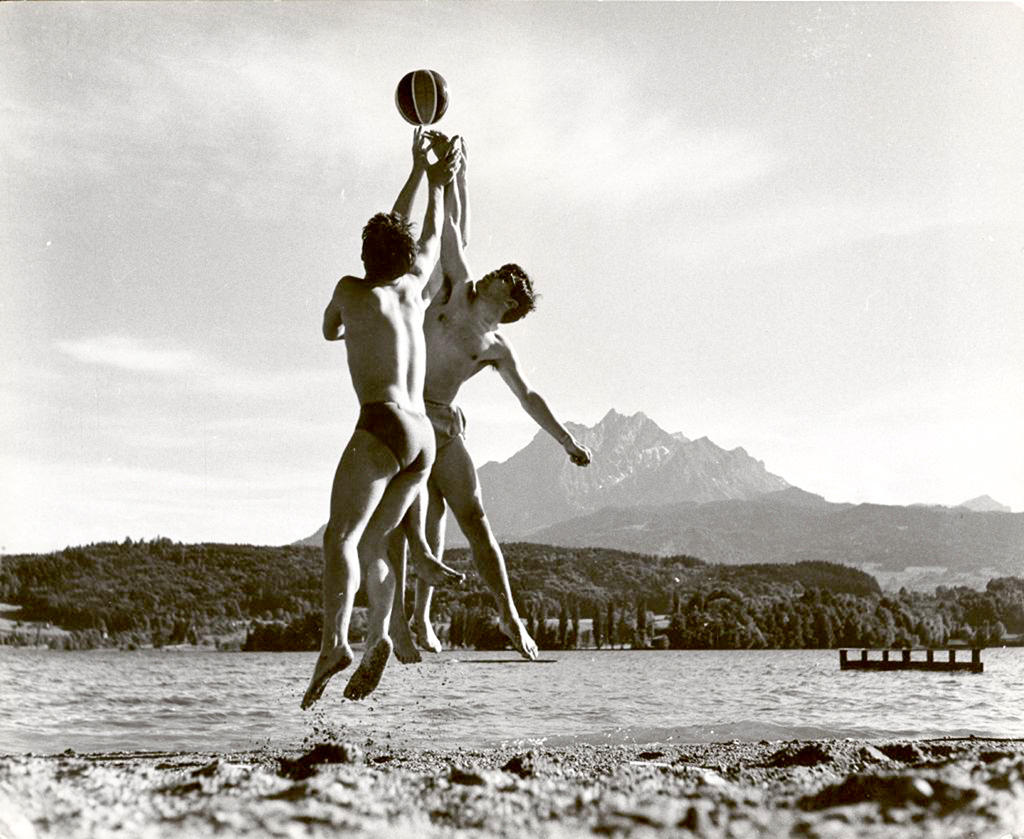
388,136,591,660
301,130,463,709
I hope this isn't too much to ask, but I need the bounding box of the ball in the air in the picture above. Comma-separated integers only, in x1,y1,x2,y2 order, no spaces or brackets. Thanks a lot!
395,69,449,126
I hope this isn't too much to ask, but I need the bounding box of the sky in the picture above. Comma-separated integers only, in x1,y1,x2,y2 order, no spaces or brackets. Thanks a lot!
2,2,1022,554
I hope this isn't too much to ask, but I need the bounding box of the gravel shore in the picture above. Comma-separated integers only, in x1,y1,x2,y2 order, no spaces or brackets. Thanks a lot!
2,738,1022,838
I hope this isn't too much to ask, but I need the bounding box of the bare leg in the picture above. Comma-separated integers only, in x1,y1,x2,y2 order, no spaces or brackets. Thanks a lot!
344,467,435,699
301,431,397,709
344,554,394,700
386,530,421,664
401,489,464,587
412,478,447,653
430,438,538,660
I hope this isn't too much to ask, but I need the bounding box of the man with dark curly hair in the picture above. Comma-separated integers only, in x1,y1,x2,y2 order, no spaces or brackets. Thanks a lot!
387,135,591,662
301,130,464,709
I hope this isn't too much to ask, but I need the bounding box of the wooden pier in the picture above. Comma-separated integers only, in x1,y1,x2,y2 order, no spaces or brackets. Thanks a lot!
839,648,983,673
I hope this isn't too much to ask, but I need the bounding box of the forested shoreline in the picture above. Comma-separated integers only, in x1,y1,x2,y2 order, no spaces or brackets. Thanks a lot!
1,538,1021,652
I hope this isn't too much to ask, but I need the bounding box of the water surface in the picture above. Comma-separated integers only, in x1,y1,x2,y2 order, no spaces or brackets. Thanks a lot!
1,647,1021,754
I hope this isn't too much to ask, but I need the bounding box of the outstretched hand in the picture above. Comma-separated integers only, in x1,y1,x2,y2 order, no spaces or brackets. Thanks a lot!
565,439,592,467
424,129,451,158
412,126,431,170
455,135,468,177
426,142,461,186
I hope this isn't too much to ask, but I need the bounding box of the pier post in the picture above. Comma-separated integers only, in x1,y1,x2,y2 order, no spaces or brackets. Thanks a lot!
926,649,934,663
949,649,956,663
901,649,910,664
860,649,867,662
840,649,848,669
882,650,889,662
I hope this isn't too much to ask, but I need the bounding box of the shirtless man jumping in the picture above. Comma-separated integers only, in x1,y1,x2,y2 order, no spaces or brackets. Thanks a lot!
388,136,592,660
301,131,463,709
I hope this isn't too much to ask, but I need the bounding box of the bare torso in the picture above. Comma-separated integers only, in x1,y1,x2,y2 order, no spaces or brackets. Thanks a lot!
333,273,428,410
422,279,505,404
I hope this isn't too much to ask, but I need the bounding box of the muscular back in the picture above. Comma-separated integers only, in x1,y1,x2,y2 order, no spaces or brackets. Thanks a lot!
330,274,429,409
422,278,505,404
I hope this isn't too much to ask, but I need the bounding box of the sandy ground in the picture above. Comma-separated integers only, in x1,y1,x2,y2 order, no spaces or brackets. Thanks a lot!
1,738,1022,838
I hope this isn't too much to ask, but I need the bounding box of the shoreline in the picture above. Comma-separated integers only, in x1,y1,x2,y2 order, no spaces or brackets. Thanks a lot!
2,737,1022,838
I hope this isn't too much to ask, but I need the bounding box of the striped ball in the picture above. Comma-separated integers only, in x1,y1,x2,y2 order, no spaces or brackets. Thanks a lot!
395,69,449,126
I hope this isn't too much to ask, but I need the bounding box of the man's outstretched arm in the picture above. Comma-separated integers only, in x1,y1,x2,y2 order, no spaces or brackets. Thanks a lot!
493,339,592,466
392,128,429,220
425,182,472,299
410,145,459,289
455,136,470,246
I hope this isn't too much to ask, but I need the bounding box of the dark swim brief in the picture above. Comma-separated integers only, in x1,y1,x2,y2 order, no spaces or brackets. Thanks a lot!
424,399,467,451
356,402,435,472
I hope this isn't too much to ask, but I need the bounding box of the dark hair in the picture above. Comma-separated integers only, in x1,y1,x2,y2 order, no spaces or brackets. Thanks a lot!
361,212,417,280
483,263,537,323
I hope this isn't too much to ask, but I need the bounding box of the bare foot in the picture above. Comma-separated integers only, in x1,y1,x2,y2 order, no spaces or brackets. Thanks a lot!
300,644,353,709
500,617,538,661
408,544,465,587
412,615,443,653
389,610,422,664
343,637,393,700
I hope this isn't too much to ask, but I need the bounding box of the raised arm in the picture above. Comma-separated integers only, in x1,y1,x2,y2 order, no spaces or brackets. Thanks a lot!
410,144,459,288
455,136,470,246
392,128,430,220
424,173,472,299
493,338,592,466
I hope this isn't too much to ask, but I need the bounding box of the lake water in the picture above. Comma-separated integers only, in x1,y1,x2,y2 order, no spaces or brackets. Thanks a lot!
1,648,1022,755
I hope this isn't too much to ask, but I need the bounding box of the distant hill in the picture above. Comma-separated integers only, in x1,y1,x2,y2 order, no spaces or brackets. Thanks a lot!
530,490,1024,591
959,495,1012,513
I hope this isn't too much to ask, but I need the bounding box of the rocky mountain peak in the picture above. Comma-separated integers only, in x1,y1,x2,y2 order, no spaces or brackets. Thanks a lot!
474,408,790,539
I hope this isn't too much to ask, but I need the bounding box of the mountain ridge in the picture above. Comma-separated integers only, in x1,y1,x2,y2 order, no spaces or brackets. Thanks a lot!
292,409,1021,590
475,409,790,538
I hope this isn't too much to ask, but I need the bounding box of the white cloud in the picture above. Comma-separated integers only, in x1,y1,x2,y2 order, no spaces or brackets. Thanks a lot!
52,334,343,399
55,335,198,374
676,200,980,269
472,109,778,208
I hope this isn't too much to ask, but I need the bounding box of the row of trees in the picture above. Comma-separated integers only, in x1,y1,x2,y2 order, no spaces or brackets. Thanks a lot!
441,578,1021,652
1,539,1021,652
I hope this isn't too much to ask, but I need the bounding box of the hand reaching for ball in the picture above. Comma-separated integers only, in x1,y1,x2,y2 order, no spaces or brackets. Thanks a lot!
426,142,461,186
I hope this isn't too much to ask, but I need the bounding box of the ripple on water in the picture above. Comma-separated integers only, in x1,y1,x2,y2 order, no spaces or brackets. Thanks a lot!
1,647,1023,753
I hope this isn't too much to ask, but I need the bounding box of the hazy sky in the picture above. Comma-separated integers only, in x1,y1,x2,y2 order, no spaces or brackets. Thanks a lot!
2,2,1022,553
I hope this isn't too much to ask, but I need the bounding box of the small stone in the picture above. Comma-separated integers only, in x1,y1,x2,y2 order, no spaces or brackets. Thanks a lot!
859,745,890,764
699,769,731,789
449,765,488,786
502,751,538,778
278,742,362,781
878,742,925,765
765,742,833,768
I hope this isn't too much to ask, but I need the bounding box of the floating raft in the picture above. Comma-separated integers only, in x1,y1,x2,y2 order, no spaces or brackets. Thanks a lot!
839,647,983,673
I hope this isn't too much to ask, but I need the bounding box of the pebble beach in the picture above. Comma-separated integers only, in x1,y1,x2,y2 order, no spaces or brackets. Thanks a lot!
2,737,1023,838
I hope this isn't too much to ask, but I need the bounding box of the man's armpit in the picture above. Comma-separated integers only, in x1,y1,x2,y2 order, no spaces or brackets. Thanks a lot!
439,273,454,304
